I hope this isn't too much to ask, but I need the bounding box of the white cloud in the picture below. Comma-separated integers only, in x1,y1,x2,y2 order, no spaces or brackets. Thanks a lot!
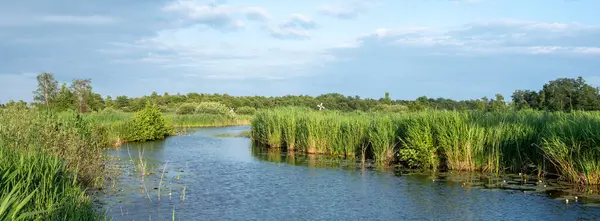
162,0,269,29
104,24,336,80
357,20,600,56
269,27,311,40
268,14,317,40
318,0,379,19
280,14,317,29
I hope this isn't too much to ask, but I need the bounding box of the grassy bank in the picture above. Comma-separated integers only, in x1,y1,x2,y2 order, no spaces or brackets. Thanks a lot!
0,106,107,220
251,107,600,185
85,112,251,146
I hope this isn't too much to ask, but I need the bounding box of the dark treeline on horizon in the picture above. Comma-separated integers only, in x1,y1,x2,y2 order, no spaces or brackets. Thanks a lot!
2,73,600,113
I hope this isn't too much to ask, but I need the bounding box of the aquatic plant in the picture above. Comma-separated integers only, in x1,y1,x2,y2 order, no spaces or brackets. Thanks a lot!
250,107,600,185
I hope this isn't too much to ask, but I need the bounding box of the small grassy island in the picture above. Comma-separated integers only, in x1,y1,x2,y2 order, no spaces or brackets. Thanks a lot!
2,73,600,219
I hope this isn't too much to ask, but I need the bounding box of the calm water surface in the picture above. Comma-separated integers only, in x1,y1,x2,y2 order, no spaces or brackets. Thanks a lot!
97,126,600,221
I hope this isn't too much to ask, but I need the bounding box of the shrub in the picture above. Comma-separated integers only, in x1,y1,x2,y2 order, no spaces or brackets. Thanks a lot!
176,103,197,115
236,106,257,115
196,102,229,115
130,102,173,141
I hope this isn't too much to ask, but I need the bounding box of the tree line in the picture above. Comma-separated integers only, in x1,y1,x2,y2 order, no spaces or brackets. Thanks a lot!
2,73,600,113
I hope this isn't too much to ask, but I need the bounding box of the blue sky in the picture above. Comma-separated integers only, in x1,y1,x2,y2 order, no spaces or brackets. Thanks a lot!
1,0,599,102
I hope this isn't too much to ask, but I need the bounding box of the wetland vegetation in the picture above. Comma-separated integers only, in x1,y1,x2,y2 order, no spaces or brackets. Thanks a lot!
2,72,600,219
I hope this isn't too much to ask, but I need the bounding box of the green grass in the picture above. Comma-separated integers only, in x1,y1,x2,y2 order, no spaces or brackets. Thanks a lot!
84,112,252,146
166,113,252,128
251,107,600,185
0,106,106,219
0,148,102,220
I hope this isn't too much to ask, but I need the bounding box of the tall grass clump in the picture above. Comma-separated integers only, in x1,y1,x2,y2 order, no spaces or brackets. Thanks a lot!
367,115,398,166
0,107,108,185
398,114,438,169
539,112,600,185
0,148,102,220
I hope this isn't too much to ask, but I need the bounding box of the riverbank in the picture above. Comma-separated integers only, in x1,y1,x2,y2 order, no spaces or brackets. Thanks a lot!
0,107,107,220
251,107,600,185
85,112,252,147
0,105,250,219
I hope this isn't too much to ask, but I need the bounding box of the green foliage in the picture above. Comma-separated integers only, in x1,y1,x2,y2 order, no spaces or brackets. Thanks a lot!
196,102,229,115
55,83,76,111
33,72,59,107
513,76,600,112
166,113,251,128
372,104,409,113
176,103,197,115
235,106,257,115
0,106,108,219
129,102,173,142
100,106,120,114
0,148,102,220
0,107,108,185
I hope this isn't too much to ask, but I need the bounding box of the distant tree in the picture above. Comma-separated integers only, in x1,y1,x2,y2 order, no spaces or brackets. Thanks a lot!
55,83,76,111
4,100,28,109
33,72,59,107
490,94,507,112
383,92,392,105
115,96,129,109
104,95,115,108
475,97,488,111
540,76,600,111
70,79,93,112
88,93,105,111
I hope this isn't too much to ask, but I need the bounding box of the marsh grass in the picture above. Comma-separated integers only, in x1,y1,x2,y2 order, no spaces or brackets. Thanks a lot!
0,148,103,220
251,107,600,185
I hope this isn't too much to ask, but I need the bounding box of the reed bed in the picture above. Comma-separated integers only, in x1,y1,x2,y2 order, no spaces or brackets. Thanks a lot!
251,107,600,185
0,106,106,219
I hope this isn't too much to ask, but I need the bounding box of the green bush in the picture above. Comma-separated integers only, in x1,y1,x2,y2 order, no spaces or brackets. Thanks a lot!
176,103,197,115
197,102,229,115
236,106,256,115
130,102,173,142
101,106,120,114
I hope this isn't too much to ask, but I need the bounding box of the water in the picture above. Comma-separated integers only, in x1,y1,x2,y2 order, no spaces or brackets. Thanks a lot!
96,126,600,220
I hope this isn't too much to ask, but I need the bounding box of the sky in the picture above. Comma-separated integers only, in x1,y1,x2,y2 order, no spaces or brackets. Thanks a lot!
1,0,599,102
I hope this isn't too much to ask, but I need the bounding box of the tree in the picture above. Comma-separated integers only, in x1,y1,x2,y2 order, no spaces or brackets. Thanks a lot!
33,72,59,107
490,94,506,112
115,96,129,109
55,83,76,111
511,90,541,110
540,76,600,111
70,79,93,112
383,92,392,104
